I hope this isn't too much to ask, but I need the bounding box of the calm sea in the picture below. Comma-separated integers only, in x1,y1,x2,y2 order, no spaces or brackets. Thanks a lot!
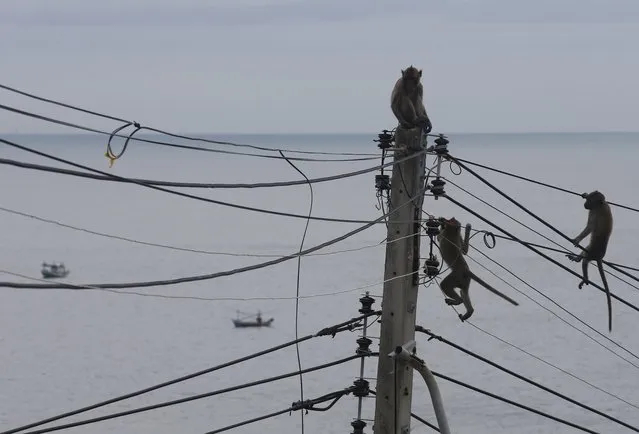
0,132,638,433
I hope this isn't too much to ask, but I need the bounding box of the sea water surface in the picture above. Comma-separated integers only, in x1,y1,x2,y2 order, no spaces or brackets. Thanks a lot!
0,132,638,433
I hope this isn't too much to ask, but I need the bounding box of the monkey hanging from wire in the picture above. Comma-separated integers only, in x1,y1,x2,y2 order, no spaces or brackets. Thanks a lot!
390,65,433,133
437,217,519,321
566,190,614,332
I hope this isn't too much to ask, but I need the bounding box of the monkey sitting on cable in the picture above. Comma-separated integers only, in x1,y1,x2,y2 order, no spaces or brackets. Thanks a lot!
566,190,614,332
437,217,519,321
390,66,432,133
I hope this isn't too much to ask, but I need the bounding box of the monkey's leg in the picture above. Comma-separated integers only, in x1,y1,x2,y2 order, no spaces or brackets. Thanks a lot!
597,260,613,332
459,284,474,321
439,273,463,306
578,259,590,289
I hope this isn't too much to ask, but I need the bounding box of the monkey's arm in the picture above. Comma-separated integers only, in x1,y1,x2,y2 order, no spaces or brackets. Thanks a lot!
572,219,593,246
391,94,414,128
415,85,428,118
415,85,433,132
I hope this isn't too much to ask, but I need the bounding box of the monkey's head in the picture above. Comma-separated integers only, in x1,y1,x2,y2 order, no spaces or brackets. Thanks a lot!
583,191,606,210
438,217,461,233
401,66,422,92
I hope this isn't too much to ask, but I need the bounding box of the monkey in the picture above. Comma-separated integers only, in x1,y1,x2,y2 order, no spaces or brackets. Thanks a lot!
566,190,614,332
390,66,432,133
437,217,519,321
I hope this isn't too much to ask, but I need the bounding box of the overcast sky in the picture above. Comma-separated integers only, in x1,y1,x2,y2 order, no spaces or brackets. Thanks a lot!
0,0,637,134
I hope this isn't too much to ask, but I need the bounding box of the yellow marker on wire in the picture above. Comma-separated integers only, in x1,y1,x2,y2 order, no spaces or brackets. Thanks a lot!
105,149,117,168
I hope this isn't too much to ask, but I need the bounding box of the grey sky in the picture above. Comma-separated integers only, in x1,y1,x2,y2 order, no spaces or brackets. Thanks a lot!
1,0,637,134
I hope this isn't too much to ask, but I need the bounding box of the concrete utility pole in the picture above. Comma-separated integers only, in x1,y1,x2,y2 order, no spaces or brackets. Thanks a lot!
373,126,427,434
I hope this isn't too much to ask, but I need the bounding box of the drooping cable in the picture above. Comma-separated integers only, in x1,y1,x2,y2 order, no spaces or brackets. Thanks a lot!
278,150,313,434
0,180,425,290
0,268,415,303
0,204,423,260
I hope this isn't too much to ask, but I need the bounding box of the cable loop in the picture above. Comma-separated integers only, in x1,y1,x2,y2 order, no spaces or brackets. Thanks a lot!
105,122,142,167
448,158,462,175
468,229,497,249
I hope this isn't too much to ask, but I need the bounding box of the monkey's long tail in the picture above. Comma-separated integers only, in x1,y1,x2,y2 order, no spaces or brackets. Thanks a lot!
597,261,613,332
469,272,519,306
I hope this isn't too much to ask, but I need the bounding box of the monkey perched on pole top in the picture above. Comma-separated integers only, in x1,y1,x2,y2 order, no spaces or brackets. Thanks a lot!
567,190,614,332
390,66,433,133
437,217,519,321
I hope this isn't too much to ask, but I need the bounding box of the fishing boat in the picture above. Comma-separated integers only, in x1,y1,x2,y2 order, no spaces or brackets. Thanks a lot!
232,311,274,328
41,262,70,279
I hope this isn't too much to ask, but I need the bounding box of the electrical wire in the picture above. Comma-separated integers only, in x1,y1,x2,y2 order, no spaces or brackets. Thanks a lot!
278,150,313,434
368,390,440,432
204,407,292,434
15,354,375,434
607,262,639,273
0,103,377,163
0,147,430,189
452,156,639,214
430,371,601,434
443,176,573,257
0,206,424,259
448,156,627,261
0,268,416,303
0,82,379,158
465,227,639,293
203,387,353,434
0,181,425,290
416,327,639,432
0,137,382,225
463,246,639,369
0,311,378,434
462,320,639,411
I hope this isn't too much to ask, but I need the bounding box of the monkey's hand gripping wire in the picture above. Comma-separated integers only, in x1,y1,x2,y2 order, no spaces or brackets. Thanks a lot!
105,121,142,167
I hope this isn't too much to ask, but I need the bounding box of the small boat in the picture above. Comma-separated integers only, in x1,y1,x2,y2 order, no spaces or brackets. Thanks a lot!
41,262,70,279
232,311,274,328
